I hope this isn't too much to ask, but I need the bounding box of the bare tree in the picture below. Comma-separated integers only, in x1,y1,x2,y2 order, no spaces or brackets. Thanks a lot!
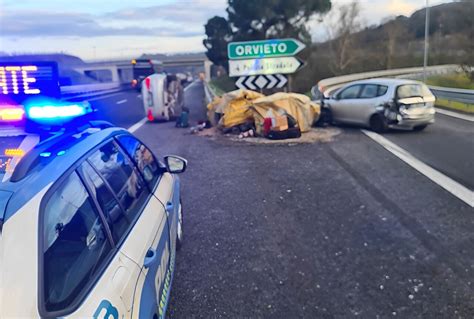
326,1,364,74
383,18,406,69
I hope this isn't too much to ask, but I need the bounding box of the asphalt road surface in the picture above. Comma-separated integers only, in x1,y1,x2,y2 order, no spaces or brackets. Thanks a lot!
384,113,474,190
91,82,473,318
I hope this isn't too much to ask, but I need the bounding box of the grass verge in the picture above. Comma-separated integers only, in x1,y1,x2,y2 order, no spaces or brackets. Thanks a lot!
209,75,236,96
436,98,474,114
427,73,474,90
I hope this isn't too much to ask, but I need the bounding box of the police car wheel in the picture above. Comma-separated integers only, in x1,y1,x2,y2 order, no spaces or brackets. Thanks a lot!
176,200,183,250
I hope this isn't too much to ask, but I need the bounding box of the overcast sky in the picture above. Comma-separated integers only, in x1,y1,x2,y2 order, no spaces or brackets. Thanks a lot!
0,0,451,60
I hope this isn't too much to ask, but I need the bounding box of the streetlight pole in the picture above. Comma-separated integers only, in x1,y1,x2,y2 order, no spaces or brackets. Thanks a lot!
423,0,430,82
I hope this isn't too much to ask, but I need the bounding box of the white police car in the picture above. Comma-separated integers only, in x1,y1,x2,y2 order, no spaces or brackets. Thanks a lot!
0,66,186,318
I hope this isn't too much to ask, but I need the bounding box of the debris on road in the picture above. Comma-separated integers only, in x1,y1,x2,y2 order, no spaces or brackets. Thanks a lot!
207,89,322,142
194,126,341,144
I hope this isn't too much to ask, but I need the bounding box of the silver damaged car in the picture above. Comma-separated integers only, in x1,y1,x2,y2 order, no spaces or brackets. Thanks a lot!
321,78,436,132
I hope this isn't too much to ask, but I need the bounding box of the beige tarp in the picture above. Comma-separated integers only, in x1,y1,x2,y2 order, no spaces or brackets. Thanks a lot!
207,90,320,133
207,90,264,128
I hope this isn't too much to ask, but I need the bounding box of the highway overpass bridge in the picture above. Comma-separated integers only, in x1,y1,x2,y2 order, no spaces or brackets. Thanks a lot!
73,56,212,84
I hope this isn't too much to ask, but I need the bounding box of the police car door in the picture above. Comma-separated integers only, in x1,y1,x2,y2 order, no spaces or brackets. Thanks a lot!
39,168,140,319
83,139,169,318
116,135,173,318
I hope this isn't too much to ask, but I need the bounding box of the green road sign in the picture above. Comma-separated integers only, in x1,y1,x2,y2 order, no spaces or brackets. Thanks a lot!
228,38,306,60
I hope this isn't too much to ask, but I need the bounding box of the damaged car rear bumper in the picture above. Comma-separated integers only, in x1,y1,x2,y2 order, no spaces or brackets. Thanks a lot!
389,113,435,129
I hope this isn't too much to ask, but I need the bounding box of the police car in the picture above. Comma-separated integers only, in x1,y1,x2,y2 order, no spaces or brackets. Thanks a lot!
0,61,186,318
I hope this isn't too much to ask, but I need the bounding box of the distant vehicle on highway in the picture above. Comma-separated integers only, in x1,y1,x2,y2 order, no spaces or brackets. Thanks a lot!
131,59,163,91
0,105,187,318
320,78,436,132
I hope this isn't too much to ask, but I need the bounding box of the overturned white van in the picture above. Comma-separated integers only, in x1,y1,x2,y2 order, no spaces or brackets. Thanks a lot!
142,73,184,121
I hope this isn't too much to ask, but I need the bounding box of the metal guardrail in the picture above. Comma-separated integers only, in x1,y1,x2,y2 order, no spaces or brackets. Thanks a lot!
314,64,459,97
428,86,474,104
60,82,122,98
313,65,473,106
204,81,217,104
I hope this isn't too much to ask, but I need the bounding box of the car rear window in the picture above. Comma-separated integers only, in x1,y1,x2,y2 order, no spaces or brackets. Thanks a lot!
360,84,378,98
378,85,388,96
397,84,432,99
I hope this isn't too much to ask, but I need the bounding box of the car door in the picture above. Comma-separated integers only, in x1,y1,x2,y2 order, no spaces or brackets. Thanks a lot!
344,84,385,125
329,84,363,123
38,170,140,319
115,134,176,318
86,139,169,318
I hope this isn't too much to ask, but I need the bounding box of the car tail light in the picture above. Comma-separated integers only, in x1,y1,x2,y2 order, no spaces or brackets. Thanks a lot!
147,109,154,121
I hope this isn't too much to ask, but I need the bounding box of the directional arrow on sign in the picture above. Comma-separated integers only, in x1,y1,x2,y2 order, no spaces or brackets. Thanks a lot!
228,38,306,60
229,57,304,77
275,74,288,88
235,74,288,90
267,75,278,89
244,76,257,90
235,76,245,89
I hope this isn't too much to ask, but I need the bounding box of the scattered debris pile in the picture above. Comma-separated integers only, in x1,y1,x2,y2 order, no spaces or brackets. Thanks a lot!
207,89,321,140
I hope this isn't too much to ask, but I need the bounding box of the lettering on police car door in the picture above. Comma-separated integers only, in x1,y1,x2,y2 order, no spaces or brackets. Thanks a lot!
93,300,119,319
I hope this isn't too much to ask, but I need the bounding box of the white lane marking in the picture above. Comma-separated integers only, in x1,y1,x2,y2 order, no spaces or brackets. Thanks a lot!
116,99,127,105
128,117,147,133
87,92,126,101
362,129,474,207
435,108,474,122
137,94,142,99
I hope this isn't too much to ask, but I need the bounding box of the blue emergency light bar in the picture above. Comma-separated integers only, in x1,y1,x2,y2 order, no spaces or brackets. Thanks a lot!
23,100,93,126
27,103,88,119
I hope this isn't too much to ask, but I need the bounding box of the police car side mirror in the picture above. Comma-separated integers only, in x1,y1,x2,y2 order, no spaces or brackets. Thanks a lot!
164,155,187,174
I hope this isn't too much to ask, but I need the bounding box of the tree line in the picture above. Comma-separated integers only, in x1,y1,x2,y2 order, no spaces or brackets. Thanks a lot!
203,0,473,93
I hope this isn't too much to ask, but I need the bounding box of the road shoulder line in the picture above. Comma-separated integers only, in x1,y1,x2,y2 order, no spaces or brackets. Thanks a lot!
435,108,474,122
128,118,147,133
362,129,473,207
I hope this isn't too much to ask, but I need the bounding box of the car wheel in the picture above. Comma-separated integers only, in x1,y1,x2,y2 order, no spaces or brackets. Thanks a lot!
413,124,427,131
370,114,388,133
176,200,183,250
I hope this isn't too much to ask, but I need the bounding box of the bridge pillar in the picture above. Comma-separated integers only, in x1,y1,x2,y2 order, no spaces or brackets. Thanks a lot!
204,60,212,82
110,66,120,82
